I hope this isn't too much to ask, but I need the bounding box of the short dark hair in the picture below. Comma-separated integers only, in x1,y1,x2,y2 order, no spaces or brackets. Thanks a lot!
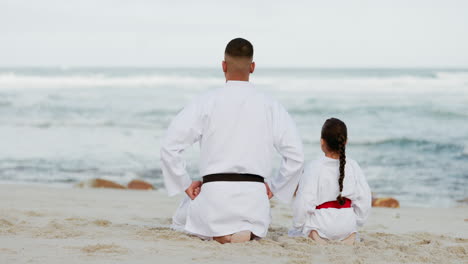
225,38,253,58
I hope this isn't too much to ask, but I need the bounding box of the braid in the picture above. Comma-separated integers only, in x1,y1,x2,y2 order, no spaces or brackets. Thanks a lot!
336,135,346,205
321,118,348,206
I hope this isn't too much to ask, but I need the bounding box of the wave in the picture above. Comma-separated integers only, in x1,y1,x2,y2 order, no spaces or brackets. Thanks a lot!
3,119,167,130
0,157,164,187
0,99,12,107
429,110,468,119
350,138,463,152
288,105,468,119
435,71,468,80
462,145,468,157
0,72,223,89
0,69,467,93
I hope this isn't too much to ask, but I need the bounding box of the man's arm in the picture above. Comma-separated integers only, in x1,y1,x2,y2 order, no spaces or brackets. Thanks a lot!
271,103,305,203
160,100,203,197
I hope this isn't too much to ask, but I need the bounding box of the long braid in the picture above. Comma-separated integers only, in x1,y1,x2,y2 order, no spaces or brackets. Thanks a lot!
321,118,348,205
336,135,347,205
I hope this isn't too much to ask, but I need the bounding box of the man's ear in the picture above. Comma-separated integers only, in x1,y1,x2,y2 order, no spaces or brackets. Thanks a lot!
250,61,255,73
222,60,227,73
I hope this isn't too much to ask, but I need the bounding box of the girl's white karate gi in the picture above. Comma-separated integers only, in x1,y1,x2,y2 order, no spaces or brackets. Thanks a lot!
289,156,371,240
161,81,304,238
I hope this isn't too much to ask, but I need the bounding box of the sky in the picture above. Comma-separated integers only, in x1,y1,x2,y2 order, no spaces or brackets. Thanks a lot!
1,0,468,68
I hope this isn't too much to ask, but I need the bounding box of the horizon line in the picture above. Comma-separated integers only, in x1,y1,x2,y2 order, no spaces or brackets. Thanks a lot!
1,65,468,70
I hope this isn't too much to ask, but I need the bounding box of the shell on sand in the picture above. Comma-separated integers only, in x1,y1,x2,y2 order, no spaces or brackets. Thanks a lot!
372,197,400,208
75,179,126,189
127,179,154,190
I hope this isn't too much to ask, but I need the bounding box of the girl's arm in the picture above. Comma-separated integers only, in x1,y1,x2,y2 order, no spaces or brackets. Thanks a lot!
352,161,372,226
292,163,319,229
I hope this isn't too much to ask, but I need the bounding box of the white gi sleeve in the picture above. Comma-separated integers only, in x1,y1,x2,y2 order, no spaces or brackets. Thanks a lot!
271,102,305,203
291,162,319,231
351,161,372,226
160,100,204,196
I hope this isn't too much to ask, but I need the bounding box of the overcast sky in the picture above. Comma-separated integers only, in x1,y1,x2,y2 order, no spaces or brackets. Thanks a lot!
1,0,467,68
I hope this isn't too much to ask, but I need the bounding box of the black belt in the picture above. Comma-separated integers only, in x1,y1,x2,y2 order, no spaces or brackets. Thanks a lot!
202,173,264,183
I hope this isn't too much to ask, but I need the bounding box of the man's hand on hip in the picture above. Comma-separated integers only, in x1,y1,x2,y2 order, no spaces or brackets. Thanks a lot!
185,181,202,200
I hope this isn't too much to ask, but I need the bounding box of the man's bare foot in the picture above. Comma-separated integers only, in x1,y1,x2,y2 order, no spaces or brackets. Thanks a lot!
213,231,252,244
341,233,356,245
213,235,232,244
231,230,252,243
309,230,327,245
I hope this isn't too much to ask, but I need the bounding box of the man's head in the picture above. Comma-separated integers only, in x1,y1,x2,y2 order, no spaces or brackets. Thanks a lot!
222,38,255,80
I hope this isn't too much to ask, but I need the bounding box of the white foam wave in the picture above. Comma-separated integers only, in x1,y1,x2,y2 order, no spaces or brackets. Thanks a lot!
435,71,468,80
0,70,467,94
0,72,223,90
255,73,468,94
463,144,468,156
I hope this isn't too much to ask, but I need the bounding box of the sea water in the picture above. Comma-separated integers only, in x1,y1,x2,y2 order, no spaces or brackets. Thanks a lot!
0,67,467,207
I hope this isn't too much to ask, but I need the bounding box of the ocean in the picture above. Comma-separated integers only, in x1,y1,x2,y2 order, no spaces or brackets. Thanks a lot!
0,67,467,207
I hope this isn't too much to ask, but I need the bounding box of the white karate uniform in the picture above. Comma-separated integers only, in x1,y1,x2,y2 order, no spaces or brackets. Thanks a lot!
161,80,304,238
289,156,371,241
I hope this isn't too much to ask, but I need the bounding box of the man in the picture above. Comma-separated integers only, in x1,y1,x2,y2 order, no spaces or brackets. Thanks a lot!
160,38,304,243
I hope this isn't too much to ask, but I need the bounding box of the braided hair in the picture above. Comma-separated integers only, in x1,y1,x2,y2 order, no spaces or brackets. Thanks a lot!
321,118,348,205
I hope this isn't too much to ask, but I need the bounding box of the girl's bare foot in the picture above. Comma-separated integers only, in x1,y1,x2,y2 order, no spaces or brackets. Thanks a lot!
309,230,327,245
341,233,356,245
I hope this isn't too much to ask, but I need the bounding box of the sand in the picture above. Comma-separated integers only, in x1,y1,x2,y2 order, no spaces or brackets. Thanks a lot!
0,184,466,264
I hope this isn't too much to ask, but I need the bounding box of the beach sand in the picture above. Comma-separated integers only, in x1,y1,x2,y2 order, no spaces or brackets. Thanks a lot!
0,184,466,264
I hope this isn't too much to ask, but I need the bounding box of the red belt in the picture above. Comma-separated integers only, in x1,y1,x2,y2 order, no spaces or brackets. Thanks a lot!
316,198,352,210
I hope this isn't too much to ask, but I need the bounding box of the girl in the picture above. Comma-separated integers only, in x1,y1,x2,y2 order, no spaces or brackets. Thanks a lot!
289,118,371,245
